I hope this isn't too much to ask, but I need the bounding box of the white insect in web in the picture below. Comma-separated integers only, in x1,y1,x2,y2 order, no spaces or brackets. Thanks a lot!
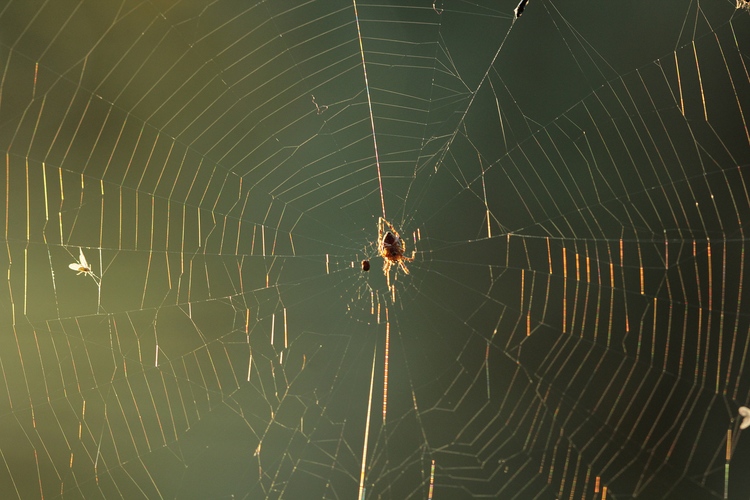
68,248,99,286
739,406,750,429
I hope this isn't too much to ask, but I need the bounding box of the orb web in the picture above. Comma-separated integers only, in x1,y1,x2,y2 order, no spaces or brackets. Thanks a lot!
0,1,749,498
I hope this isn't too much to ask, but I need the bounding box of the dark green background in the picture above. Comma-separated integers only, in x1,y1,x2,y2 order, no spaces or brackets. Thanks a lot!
0,1,749,498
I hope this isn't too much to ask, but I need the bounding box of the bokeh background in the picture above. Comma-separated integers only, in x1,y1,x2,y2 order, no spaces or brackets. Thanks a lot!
0,0,749,498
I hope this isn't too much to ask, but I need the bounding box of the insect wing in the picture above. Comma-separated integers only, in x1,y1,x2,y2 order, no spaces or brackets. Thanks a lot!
78,248,89,269
69,263,82,272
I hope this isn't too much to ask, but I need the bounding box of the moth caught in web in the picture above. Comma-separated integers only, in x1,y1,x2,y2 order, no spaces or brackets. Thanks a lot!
378,217,414,283
69,247,100,286
740,406,750,429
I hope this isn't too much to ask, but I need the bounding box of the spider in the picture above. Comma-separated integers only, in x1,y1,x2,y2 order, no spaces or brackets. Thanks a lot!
378,217,413,280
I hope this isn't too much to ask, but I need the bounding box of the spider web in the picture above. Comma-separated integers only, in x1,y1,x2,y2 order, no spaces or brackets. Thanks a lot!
1,0,749,498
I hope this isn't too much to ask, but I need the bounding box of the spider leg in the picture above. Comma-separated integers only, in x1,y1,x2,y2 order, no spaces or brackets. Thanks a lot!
399,261,410,275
